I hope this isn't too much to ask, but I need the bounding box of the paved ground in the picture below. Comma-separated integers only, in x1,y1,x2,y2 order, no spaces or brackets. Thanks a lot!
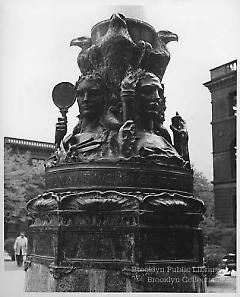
2,261,25,297
1,261,237,294
206,275,236,293
4,259,25,271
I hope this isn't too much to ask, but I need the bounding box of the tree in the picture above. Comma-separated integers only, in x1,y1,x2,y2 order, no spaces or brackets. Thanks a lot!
4,148,45,221
193,170,214,221
193,170,236,254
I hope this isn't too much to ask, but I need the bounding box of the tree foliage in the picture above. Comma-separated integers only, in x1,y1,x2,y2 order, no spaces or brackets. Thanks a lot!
193,170,214,221
4,148,45,220
193,170,236,254
204,244,227,281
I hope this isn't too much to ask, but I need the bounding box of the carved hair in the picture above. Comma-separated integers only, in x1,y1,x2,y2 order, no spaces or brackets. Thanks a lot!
75,71,107,91
136,71,163,92
74,71,121,133
121,69,163,93
121,69,165,126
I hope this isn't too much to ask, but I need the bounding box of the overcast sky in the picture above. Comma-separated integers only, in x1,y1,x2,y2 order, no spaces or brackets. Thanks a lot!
0,0,239,180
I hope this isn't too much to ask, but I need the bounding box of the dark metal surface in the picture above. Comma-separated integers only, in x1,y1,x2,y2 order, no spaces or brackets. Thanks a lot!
45,162,193,193
52,82,76,109
25,13,205,292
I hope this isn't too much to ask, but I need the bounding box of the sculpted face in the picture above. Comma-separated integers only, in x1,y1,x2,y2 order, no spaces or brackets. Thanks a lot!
136,74,163,117
76,79,104,118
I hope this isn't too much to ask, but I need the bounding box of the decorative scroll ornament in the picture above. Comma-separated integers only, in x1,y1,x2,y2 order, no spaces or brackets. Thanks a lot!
142,192,205,213
49,263,76,279
59,190,140,210
27,190,205,214
26,192,60,212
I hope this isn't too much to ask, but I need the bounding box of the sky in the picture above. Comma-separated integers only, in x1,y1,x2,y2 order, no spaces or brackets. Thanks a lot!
0,0,239,181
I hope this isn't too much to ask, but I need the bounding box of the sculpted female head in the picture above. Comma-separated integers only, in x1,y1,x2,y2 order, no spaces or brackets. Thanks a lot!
121,70,164,123
135,72,164,118
76,73,106,120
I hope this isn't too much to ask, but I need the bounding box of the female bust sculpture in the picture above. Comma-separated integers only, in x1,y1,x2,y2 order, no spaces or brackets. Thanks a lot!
119,69,188,167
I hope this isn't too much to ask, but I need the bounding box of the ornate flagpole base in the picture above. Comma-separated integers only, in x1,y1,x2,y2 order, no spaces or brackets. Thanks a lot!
25,163,205,292
25,14,206,292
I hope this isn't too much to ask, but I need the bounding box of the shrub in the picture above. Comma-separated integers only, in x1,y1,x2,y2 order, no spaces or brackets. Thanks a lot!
4,238,16,261
201,219,236,254
204,244,227,282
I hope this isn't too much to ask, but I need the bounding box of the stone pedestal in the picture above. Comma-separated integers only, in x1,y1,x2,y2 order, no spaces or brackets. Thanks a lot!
25,163,205,292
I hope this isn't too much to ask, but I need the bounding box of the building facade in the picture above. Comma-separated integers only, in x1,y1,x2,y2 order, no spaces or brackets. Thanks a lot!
4,136,55,161
204,60,237,226
4,137,55,239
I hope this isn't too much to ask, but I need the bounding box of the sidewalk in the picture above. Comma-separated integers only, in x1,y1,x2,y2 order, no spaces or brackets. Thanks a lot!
206,269,237,293
2,261,25,297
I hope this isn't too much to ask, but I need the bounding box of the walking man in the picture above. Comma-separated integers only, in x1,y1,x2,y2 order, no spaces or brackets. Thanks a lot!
14,231,28,267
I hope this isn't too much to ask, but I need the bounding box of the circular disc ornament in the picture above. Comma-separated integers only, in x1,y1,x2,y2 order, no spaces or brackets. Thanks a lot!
52,82,76,109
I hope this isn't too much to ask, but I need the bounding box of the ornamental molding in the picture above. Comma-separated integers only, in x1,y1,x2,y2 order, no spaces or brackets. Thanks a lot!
49,264,76,279
204,73,236,93
27,190,205,214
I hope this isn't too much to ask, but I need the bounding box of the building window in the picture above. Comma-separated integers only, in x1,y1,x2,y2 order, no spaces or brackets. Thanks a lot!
230,138,236,179
232,195,236,226
228,61,237,72
228,91,237,116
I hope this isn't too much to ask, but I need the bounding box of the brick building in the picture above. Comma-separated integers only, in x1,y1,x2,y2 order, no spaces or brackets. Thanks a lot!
204,60,237,226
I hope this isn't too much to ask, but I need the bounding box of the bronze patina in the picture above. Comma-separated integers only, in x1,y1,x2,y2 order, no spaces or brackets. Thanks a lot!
25,13,205,292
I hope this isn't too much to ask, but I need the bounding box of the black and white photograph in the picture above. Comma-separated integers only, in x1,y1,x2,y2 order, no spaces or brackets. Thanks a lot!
1,0,238,295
